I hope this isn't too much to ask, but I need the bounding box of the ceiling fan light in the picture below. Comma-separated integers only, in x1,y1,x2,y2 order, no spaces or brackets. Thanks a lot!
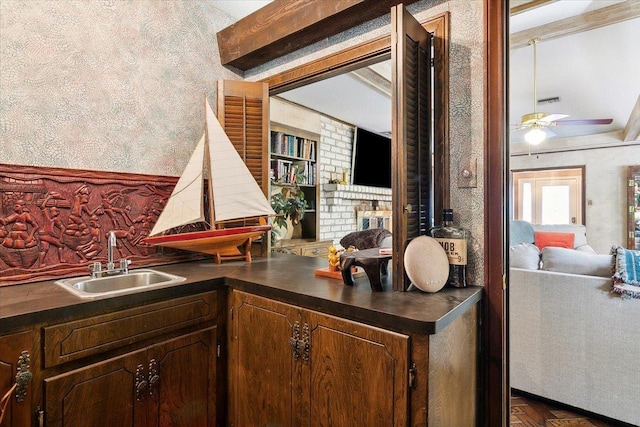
524,127,546,145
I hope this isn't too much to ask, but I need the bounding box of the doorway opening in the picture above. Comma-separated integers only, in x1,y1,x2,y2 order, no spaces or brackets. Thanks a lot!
512,167,584,225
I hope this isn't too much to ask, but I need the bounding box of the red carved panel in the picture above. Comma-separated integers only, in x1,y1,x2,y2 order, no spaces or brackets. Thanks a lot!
0,164,203,286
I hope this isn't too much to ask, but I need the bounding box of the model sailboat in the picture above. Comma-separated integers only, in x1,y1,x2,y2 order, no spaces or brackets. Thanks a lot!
143,98,274,263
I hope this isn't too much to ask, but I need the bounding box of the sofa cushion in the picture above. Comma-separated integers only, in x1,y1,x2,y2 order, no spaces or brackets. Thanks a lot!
534,231,575,250
575,244,596,254
541,247,613,277
510,243,540,270
510,220,535,247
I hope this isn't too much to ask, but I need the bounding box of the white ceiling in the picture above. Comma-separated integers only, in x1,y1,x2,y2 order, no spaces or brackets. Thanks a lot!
277,66,392,135
213,0,640,141
212,0,273,20
509,1,639,142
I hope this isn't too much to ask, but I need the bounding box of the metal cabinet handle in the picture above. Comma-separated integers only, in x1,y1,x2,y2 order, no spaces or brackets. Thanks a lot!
15,351,32,403
0,352,32,425
148,359,159,397
135,364,148,402
288,322,310,363
289,321,301,360
301,323,310,363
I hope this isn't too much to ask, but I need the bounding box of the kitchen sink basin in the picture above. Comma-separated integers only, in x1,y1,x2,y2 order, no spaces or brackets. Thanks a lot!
56,269,186,298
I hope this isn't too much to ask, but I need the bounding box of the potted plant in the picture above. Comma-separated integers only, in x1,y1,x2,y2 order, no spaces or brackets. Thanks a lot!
271,165,308,243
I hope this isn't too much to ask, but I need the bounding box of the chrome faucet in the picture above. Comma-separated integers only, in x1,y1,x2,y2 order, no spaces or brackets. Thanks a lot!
89,231,130,278
107,230,117,271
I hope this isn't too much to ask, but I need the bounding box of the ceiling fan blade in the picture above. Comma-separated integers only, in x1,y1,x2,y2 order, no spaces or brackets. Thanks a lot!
538,113,569,124
554,118,613,126
543,127,557,137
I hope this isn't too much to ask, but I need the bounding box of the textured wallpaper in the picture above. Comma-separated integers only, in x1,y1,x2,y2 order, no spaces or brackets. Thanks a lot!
0,0,241,176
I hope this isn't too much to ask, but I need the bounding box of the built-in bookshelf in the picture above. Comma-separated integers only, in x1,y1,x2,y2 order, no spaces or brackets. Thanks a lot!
269,123,320,241
270,132,316,185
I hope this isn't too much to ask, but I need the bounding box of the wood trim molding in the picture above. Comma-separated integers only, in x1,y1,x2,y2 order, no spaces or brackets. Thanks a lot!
216,0,420,70
423,13,450,219
510,1,640,49
264,36,392,94
484,0,508,425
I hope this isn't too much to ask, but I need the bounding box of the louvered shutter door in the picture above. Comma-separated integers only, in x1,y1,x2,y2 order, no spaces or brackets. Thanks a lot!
391,5,433,291
217,80,270,197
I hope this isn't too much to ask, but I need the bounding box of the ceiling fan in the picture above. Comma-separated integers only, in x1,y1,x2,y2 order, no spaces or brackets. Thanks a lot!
515,38,613,145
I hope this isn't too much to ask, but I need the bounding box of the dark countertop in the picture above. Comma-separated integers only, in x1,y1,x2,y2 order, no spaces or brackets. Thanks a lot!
0,254,482,335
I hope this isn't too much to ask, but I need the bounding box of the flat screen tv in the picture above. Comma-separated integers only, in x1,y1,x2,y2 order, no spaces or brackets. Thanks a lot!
351,127,391,188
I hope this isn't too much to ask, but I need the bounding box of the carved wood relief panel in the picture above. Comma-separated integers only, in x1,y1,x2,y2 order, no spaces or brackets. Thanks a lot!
0,164,201,286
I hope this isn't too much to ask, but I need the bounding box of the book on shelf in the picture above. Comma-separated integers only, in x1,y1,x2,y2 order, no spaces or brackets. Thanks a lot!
270,131,316,160
292,160,314,185
270,158,293,184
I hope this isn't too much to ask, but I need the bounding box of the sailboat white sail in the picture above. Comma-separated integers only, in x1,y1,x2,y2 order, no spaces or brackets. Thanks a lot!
204,101,275,222
144,98,274,263
150,134,207,236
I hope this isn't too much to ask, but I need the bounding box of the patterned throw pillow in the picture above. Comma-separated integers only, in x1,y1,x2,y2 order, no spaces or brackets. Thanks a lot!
611,245,640,299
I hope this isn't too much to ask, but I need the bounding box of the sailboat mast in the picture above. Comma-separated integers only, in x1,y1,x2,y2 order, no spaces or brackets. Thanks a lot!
204,97,217,230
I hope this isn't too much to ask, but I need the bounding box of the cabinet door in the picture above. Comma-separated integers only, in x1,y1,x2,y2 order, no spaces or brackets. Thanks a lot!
229,291,302,427
147,327,217,427
304,312,409,427
0,331,33,427
45,348,148,427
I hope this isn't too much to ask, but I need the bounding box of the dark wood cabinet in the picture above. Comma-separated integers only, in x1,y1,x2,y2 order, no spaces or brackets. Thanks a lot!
304,310,409,426
0,261,480,426
44,344,147,427
228,290,299,426
37,291,219,427
45,327,216,427
228,290,409,426
0,331,34,427
148,328,217,427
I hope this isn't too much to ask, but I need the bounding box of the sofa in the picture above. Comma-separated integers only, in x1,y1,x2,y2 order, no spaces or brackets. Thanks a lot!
509,221,640,425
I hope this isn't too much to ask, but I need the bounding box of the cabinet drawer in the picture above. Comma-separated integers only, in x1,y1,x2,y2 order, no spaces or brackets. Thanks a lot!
43,291,217,368
301,244,329,257
272,246,301,255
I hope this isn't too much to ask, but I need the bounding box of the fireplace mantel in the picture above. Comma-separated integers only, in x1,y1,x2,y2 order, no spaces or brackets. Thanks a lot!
322,184,392,206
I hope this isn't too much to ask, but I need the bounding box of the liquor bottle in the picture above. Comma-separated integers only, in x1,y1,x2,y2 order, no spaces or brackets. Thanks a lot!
430,209,468,287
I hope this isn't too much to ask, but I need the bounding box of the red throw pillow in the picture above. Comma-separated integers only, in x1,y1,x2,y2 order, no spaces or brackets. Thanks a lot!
534,231,575,250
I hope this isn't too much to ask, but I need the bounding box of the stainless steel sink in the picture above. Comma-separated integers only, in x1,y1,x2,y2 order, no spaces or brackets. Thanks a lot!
56,269,186,298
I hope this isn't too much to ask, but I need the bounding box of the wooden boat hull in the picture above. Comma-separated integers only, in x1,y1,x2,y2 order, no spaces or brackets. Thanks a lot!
143,225,271,263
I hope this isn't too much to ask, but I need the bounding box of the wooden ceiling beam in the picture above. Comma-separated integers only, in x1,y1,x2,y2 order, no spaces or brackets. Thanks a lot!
510,0,640,49
510,0,558,16
623,95,640,142
350,67,392,98
216,0,420,71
